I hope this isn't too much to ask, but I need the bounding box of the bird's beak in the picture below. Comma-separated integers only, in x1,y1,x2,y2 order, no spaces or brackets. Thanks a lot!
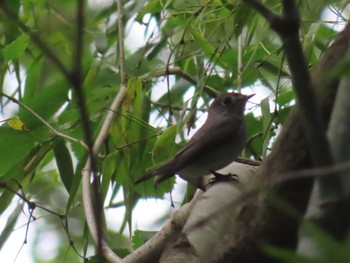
245,94,255,100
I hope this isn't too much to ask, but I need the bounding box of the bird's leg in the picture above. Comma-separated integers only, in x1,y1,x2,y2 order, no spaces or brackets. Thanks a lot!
209,170,238,185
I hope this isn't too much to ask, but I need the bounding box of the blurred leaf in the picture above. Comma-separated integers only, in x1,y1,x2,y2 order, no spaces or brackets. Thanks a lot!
0,141,52,214
277,106,292,125
7,116,28,131
102,152,116,201
245,112,263,159
151,125,177,163
132,230,145,250
303,22,321,63
0,202,23,250
66,157,86,210
0,127,37,177
0,139,53,180
233,2,255,37
157,78,193,110
53,139,74,192
277,89,295,107
20,80,69,129
136,0,162,22
2,34,29,60
23,59,43,101
4,0,20,14
191,29,232,71
265,246,317,263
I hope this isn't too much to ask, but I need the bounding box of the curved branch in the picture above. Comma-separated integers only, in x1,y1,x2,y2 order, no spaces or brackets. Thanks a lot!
122,192,201,263
241,0,335,179
81,0,129,261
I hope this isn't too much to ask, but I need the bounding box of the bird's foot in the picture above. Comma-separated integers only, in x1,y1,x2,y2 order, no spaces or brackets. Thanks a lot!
209,170,238,185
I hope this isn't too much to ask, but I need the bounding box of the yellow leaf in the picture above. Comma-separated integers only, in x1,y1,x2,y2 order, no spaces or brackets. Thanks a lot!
7,116,28,131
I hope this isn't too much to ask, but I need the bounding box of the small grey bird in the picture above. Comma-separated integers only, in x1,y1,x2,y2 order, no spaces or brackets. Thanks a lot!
134,92,253,186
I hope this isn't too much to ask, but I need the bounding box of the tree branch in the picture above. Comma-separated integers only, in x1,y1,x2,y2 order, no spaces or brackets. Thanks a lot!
122,192,201,263
140,66,218,97
81,0,129,261
242,0,337,188
70,0,106,260
219,18,350,263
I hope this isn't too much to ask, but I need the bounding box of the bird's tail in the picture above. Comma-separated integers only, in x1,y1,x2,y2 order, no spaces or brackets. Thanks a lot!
133,170,158,185
134,166,174,185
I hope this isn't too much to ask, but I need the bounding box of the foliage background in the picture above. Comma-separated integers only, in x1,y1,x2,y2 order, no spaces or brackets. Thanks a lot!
0,0,349,262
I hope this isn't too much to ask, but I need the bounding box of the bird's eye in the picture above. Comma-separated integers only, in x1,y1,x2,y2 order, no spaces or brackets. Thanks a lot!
222,96,232,105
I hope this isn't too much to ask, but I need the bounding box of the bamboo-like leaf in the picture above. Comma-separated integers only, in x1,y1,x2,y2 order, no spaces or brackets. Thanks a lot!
151,125,177,164
0,202,23,250
53,139,74,192
2,34,29,60
191,29,232,71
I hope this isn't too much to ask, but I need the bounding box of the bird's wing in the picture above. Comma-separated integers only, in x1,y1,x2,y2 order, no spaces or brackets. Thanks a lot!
170,116,244,170
134,116,244,185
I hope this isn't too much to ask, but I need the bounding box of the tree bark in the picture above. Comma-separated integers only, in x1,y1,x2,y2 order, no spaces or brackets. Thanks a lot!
216,22,350,263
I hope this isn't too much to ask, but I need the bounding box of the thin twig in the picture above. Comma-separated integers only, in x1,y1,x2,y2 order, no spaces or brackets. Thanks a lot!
242,0,277,23
140,66,218,97
1,93,88,149
237,34,243,91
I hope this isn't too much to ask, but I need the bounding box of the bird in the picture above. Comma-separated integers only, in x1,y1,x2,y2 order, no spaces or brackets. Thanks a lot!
134,92,254,187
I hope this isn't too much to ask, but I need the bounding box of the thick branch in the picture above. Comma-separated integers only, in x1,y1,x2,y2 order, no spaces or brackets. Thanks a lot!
122,192,201,263
242,0,337,191
220,19,350,263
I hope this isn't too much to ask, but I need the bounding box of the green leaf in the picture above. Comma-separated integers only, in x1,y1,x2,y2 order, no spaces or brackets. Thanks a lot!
277,89,295,107
0,141,52,214
102,152,116,201
245,112,263,159
23,59,44,101
66,157,85,210
233,2,255,37
53,139,74,192
152,125,177,163
136,0,162,22
132,230,145,249
128,77,143,119
0,127,37,177
20,79,69,129
0,140,53,180
2,34,29,60
4,0,20,15
191,29,232,71
0,202,23,250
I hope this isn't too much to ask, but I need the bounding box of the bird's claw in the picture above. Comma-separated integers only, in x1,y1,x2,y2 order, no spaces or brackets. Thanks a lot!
208,170,238,185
